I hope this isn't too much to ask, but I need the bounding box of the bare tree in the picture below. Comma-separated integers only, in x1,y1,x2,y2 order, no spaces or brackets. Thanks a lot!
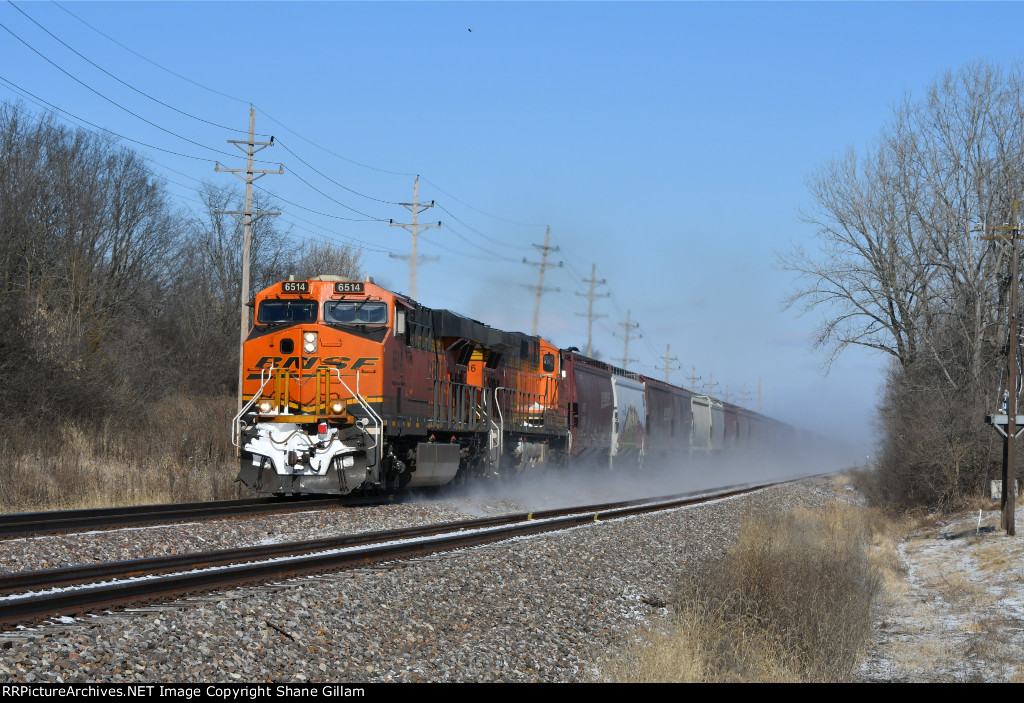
160,183,364,393
290,239,363,282
782,61,1024,509
0,102,182,418
783,61,1024,385
156,182,292,392
781,136,933,369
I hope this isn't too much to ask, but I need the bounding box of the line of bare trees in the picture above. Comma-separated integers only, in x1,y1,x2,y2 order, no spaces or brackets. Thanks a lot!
0,101,362,434
782,60,1024,510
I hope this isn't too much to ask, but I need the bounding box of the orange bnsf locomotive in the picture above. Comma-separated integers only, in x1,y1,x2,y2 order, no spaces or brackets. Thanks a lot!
234,275,565,495
234,275,797,495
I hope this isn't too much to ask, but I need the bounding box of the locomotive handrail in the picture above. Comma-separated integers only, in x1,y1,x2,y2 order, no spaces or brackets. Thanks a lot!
232,371,276,449
357,370,385,469
332,369,382,469
429,379,494,433
494,386,547,428
483,390,503,475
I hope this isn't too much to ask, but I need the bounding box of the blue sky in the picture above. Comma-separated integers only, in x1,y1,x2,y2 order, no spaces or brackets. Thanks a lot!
2,1,1021,453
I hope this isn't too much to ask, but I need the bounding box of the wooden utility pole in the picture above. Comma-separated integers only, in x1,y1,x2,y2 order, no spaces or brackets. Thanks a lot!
575,263,608,357
982,201,1022,536
704,373,719,396
522,226,561,335
656,344,680,383
616,310,640,369
215,106,282,416
389,176,440,299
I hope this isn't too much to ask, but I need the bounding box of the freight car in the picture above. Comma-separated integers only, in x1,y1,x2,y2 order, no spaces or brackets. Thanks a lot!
233,275,796,495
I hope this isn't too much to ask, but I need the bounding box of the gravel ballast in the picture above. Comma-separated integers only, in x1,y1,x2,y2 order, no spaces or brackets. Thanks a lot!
0,477,842,682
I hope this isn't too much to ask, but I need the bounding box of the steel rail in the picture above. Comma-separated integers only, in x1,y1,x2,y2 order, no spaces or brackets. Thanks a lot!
0,483,768,628
0,488,727,595
0,495,377,539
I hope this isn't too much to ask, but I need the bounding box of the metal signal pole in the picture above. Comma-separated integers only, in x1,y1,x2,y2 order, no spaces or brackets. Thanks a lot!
215,106,282,416
982,201,1022,536
389,176,440,299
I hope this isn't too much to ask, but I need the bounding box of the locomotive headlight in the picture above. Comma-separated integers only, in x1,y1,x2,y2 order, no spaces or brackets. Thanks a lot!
330,400,344,414
258,400,273,414
303,331,318,353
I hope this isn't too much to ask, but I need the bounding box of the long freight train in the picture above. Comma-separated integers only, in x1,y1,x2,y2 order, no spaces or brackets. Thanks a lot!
234,275,798,495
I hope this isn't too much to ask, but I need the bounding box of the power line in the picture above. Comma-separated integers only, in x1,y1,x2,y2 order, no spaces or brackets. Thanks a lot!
0,81,398,251
419,230,517,263
274,137,399,206
282,160,390,221
0,18,273,163
38,4,544,246
420,176,546,228
258,106,418,178
3,101,401,258
437,222,521,263
432,201,533,251
252,182,381,223
15,4,636,328
51,0,252,107
0,78,421,264
0,75,216,162
277,215,400,256
46,1,545,242
7,1,254,135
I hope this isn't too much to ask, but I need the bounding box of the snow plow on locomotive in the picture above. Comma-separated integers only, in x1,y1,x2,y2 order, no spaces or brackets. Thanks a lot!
233,276,799,495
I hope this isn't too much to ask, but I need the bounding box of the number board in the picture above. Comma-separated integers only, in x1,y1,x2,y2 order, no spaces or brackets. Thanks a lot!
281,281,309,293
334,282,365,294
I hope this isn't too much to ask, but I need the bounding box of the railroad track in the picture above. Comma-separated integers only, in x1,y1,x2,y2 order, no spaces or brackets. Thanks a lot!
0,494,393,539
0,482,773,629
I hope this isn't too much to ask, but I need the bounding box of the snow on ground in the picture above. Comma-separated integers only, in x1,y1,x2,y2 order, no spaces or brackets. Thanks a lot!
860,507,1024,682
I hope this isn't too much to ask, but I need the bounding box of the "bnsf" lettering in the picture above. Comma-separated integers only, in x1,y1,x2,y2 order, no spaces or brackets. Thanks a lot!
254,356,379,371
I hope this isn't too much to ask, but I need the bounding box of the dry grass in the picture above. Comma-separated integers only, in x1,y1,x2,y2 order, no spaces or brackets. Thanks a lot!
605,499,885,682
0,394,244,512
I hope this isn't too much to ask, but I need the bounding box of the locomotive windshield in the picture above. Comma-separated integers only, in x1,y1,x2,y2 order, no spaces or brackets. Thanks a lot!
257,300,318,324
325,300,389,325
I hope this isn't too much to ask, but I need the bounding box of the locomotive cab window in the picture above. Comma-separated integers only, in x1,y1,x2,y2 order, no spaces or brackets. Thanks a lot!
325,300,389,325
257,300,317,324
543,353,555,373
